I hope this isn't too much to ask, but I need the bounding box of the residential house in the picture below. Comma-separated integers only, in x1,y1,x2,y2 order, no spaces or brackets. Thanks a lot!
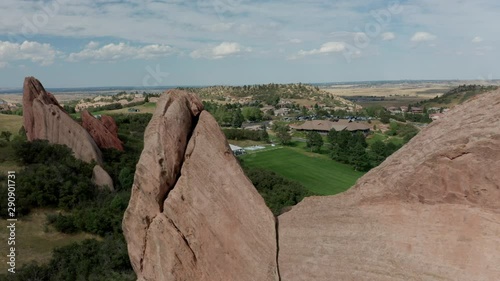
410,107,423,114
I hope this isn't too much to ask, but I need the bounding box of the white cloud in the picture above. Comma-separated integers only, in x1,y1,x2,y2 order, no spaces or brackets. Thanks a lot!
381,32,395,41
410,32,437,42
67,42,174,62
472,36,483,43
86,41,100,49
289,38,302,44
0,40,57,66
297,42,346,56
190,42,250,59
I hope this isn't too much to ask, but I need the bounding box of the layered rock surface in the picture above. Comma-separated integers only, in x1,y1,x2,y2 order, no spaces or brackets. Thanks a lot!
278,90,500,281
122,90,278,281
81,110,124,151
23,77,103,165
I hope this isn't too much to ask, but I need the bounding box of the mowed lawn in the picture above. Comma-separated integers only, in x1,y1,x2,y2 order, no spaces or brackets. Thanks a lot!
241,147,365,195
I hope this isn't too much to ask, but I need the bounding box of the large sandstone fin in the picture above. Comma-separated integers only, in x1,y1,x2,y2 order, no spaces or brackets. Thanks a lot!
81,110,124,151
123,90,279,281
278,89,500,281
22,76,103,165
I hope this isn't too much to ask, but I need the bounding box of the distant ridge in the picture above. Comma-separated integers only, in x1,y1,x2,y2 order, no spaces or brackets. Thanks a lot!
2,79,500,94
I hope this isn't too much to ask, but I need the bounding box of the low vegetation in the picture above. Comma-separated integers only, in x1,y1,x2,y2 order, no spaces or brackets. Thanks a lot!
0,114,153,280
244,167,313,215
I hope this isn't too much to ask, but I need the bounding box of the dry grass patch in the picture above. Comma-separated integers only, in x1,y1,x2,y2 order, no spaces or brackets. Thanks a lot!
0,209,101,271
0,114,23,135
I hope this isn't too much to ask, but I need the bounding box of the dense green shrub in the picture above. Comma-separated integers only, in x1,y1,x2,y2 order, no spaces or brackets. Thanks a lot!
223,128,269,142
328,130,371,171
4,237,135,281
0,140,97,218
50,190,130,236
244,167,313,215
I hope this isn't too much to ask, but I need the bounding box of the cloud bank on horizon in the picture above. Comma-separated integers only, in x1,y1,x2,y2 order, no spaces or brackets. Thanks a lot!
0,0,497,87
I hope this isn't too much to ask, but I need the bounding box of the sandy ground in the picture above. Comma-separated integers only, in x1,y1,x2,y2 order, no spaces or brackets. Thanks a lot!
323,86,451,98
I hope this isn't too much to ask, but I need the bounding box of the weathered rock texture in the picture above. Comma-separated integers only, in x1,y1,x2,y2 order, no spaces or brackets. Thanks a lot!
123,90,278,281
81,110,124,151
278,90,500,281
23,77,103,165
92,165,114,191
101,115,119,135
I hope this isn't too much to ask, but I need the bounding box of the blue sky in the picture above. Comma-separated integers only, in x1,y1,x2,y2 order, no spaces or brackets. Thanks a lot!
0,0,498,87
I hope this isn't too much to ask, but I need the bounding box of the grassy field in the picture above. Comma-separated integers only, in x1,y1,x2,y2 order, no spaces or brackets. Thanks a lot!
241,147,365,195
0,114,23,135
73,102,157,118
366,132,404,146
0,209,100,271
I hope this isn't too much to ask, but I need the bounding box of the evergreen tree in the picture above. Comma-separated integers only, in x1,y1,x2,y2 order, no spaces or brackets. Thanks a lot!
231,109,244,128
306,131,324,152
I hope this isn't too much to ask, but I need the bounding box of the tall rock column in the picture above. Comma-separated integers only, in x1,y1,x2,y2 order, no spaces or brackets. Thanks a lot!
123,90,279,281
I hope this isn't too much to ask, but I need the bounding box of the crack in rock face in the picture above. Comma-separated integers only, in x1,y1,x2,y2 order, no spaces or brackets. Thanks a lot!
122,90,279,281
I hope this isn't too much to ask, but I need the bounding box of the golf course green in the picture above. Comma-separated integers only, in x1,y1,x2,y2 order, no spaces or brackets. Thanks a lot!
241,147,365,195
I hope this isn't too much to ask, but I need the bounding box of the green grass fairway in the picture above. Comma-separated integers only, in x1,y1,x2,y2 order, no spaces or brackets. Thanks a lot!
241,147,365,195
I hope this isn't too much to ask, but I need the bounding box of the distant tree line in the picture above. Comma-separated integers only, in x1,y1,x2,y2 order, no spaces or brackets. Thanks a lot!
0,108,23,115
412,84,498,108
180,83,320,99
223,128,269,142
327,130,406,171
203,101,270,127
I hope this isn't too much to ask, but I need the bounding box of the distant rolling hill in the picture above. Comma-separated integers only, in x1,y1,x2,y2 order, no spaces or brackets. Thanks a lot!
412,84,498,108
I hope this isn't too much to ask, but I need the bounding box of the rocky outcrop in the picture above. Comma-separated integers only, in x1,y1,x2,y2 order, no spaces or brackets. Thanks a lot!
278,89,500,281
92,165,114,191
23,77,103,165
122,90,278,281
101,115,119,135
81,110,124,151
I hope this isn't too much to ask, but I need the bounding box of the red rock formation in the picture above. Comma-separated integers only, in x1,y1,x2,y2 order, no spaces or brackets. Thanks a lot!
23,77,103,165
81,110,124,151
101,115,119,135
122,90,278,281
278,89,500,281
